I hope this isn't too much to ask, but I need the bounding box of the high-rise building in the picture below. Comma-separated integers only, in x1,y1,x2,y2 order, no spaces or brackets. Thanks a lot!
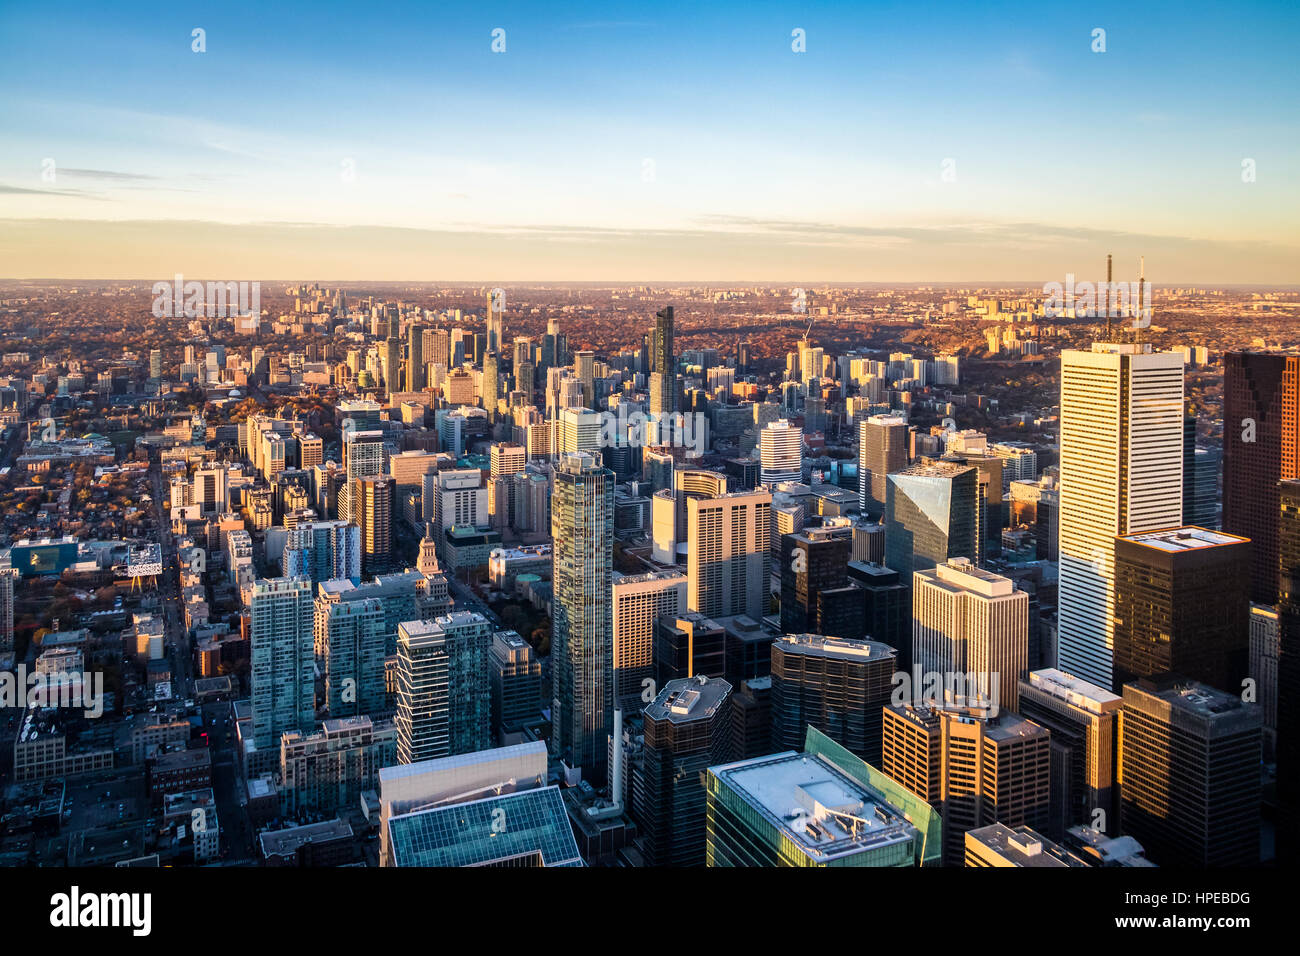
611,570,687,710
884,461,977,581
489,630,542,740
395,612,493,764
351,474,393,575
651,305,675,407
1112,526,1251,694
279,716,398,817
654,612,726,687
249,577,317,750
1017,668,1120,838
1057,343,1184,689
0,567,17,652
406,321,424,392
314,593,386,718
912,558,1028,712
641,675,733,866
686,488,771,621
859,414,909,517
881,703,1051,866
847,561,911,668
1117,677,1261,867
759,419,803,485
964,823,1087,867
482,349,499,419
1223,351,1300,604
551,451,615,782
771,634,896,766
282,519,362,586
780,525,864,639
707,727,939,867
1275,480,1300,859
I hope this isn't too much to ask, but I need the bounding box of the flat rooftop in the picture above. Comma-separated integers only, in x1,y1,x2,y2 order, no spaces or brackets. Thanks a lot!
710,751,915,862
1119,526,1249,553
645,676,733,723
967,823,1085,867
776,634,896,663
1024,668,1121,711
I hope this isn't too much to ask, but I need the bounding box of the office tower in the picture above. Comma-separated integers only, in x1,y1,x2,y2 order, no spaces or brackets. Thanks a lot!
193,464,229,516
149,348,163,379
847,561,910,666
654,612,726,687
1277,480,1300,858
730,675,772,759
405,321,423,392
279,716,398,817
558,406,602,455
315,594,386,717
641,676,733,866
482,349,499,419
574,350,596,409
884,461,977,581
339,428,386,522
489,630,542,740
964,823,1087,867
780,525,864,639
395,612,493,764
1249,603,1279,756
282,519,362,586
686,487,771,621
1112,527,1251,693
298,433,324,470
706,727,938,867
426,327,450,369
551,451,615,782
351,474,393,575
384,320,401,398
1017,668,1120,838
771,634,896,765
1182,409,1218,528
423,468,488,534
859,414,909,517
1058,343,1184,689
249,578,316,750
486,291,505,353
759,419,803,485
515,360,534,398
0,567,16,652
1118,677,1262,867
1224,353,1300,602
611,570,687,710
881,703,1051,866
912,558,1028,712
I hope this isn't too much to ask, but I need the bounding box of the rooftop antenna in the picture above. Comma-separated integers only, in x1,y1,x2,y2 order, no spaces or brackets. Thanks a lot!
1137,255,1146,343
1105,254,1113,341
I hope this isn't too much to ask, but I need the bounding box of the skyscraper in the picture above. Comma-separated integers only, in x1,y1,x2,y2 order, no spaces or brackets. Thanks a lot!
1222,351,1300,604
482,350,499,419
1057,343,1184,689
1017,668,1120,838
686,487,771,621
351,474,393,575
249,577,316,750
1118,676,1261,867
611,570,687,710
1277,480,1300,859
771,634,896,766
1112,526,1251,694
759,419,803,485
859,414,909,518
912,558,1029,712
395,612,493,764
780,525,864,639
403,321,423,392
551,451,615,782
314,594,386,718
881,702,1051,866
884,461,977,582
654,612,726,687
641,675,733,867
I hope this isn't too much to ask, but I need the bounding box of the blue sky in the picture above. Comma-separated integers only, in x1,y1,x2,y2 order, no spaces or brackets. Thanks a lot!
1,0,1297,280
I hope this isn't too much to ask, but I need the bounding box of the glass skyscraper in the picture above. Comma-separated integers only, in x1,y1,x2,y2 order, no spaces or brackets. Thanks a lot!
551,451,615,783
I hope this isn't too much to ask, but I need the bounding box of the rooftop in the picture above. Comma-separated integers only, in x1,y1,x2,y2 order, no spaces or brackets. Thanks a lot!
1119,526,1250,553
710,751,916,862
776,634,897,663
645,675,733,723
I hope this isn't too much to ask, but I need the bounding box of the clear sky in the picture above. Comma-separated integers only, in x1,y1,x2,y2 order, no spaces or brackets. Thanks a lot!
1,0,1297,282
